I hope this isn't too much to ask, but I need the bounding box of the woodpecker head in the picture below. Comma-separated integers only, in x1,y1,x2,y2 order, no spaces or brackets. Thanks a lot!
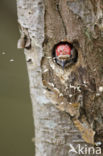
53,42,78,69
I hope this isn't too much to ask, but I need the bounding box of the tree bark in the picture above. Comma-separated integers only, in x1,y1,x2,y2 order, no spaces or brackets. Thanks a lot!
17,0,103,155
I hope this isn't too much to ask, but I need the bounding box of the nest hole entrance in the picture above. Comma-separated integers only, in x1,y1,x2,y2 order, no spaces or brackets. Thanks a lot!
52,41,78,67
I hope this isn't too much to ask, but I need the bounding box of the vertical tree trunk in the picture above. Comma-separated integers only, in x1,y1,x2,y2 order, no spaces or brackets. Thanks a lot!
17,0,103,155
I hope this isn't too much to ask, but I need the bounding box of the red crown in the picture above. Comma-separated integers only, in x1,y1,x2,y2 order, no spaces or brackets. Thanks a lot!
56,44,71,57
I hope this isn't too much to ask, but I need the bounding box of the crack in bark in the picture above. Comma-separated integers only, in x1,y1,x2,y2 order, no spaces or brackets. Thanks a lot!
56,3,67,36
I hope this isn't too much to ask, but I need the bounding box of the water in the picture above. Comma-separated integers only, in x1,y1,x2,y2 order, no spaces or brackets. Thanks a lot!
0,1,34,156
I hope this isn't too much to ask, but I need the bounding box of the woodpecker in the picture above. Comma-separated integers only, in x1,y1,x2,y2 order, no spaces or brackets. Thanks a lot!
53,42,78,69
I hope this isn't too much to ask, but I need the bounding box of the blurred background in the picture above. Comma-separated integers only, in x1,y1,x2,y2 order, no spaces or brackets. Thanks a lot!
0,0,34,156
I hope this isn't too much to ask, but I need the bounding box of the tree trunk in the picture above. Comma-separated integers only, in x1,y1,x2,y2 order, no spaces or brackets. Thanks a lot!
17,0,103,155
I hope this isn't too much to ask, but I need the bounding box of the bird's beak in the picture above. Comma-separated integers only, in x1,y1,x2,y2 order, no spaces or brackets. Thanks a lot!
61,61,65,70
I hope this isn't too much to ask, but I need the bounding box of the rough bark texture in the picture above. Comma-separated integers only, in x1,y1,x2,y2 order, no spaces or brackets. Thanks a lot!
17,0,103,155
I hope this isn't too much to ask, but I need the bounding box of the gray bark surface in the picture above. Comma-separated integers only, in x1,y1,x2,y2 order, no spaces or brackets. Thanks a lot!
17,0,103,156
